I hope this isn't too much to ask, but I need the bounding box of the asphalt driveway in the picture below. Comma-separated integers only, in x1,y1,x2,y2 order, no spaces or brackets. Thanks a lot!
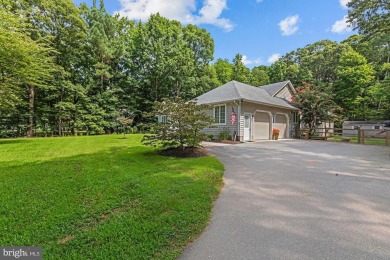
180,140,390,260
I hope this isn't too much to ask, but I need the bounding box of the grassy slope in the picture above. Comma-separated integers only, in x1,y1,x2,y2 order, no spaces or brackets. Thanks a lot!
0,135,224,259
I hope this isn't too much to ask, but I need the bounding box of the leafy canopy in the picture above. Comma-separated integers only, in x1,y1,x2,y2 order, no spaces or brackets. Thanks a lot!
0,4,57,111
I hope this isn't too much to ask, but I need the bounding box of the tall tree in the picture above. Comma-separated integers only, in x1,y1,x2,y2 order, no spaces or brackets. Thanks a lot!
231,54,250,84
347,0,389,39
335,48,375,119
347,0,390,119
0,2,58,137
347,0,390,77
129,14,214,114
213,59,233,84
196,65,221,93
81,0,130,133
250,66,270,86
297,40,346,83
269,59,312,85
4,0,87,136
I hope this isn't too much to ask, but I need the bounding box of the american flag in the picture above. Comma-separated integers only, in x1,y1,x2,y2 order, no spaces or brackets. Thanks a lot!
230,108,236,125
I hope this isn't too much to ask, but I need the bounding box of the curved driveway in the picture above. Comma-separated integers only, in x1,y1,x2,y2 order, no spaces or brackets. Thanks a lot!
181,140,390,260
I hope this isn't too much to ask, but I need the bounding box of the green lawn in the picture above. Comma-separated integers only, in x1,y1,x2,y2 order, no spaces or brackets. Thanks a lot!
0,135,224,259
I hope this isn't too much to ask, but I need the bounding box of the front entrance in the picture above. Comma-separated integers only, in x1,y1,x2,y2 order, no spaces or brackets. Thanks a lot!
243,114,251,141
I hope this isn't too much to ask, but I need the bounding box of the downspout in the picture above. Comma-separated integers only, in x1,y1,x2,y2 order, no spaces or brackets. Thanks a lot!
271,114,275,139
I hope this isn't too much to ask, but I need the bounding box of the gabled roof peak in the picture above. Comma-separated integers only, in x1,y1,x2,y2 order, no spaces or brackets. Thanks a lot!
259,80,292,97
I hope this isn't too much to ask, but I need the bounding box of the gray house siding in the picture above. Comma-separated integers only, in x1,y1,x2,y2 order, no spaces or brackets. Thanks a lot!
201,102,239,140
202,101,294,141
275,86,293,101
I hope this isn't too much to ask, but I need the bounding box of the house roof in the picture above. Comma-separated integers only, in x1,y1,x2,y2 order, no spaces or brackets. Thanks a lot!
259,80,292,97
195,80,297,110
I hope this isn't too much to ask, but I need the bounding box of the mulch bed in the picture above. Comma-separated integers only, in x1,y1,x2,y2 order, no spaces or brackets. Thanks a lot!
159,147,210,158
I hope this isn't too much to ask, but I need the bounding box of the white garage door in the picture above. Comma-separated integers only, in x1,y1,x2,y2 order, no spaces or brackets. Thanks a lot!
274,114,287,138
254,112,270,140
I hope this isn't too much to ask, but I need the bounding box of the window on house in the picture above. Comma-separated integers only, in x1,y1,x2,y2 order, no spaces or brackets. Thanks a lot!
214,105,226,124
157,115,167,124
353,125,359,130
244,115,250,128
292,112,299,123
373,125,380,130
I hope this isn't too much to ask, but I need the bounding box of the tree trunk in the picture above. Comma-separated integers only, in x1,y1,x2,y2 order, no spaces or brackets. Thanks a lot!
176,82,181,97
27,85,35,138
58,115,63,136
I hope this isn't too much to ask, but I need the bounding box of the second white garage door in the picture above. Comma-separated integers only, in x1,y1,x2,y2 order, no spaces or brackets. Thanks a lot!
274,114,287,138
254,112,270,140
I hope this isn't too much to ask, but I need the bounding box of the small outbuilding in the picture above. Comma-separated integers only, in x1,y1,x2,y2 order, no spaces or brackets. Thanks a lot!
343,121,388,137
195,80,299,141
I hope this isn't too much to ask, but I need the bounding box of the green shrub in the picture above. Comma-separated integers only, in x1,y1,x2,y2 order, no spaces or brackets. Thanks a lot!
142,98,214,150
218,131,230,141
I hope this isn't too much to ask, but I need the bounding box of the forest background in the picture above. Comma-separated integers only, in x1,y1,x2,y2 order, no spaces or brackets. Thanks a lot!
0,0,388,137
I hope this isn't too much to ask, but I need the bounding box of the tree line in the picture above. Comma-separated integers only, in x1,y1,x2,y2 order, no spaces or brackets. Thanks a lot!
0,0,388,137
0,0,217,137
215,39,389,122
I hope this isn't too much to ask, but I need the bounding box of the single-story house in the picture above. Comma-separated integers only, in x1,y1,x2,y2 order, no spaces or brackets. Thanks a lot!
195,80,299,141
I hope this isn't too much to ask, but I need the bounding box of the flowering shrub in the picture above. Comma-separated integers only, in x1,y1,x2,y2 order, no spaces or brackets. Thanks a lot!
272,128,280,134
293,82,340,137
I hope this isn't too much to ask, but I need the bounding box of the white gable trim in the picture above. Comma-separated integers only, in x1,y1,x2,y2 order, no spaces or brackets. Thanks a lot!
274,81,296,97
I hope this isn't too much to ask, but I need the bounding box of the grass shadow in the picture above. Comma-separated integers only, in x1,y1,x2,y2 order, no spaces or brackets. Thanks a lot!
0,139,32,145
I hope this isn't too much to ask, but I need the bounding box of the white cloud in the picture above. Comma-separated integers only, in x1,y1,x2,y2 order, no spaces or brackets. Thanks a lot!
115,0,233,31
242,55,262,65
339,0,349,9
256,0,263,3
331,16,352,33
267,53,281,64
278,15,299,36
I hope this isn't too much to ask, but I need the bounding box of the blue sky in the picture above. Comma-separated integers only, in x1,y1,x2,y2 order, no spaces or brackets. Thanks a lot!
73,0,355,67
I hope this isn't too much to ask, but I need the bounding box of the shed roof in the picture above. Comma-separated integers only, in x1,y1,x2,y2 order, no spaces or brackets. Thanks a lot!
343,121,386,125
